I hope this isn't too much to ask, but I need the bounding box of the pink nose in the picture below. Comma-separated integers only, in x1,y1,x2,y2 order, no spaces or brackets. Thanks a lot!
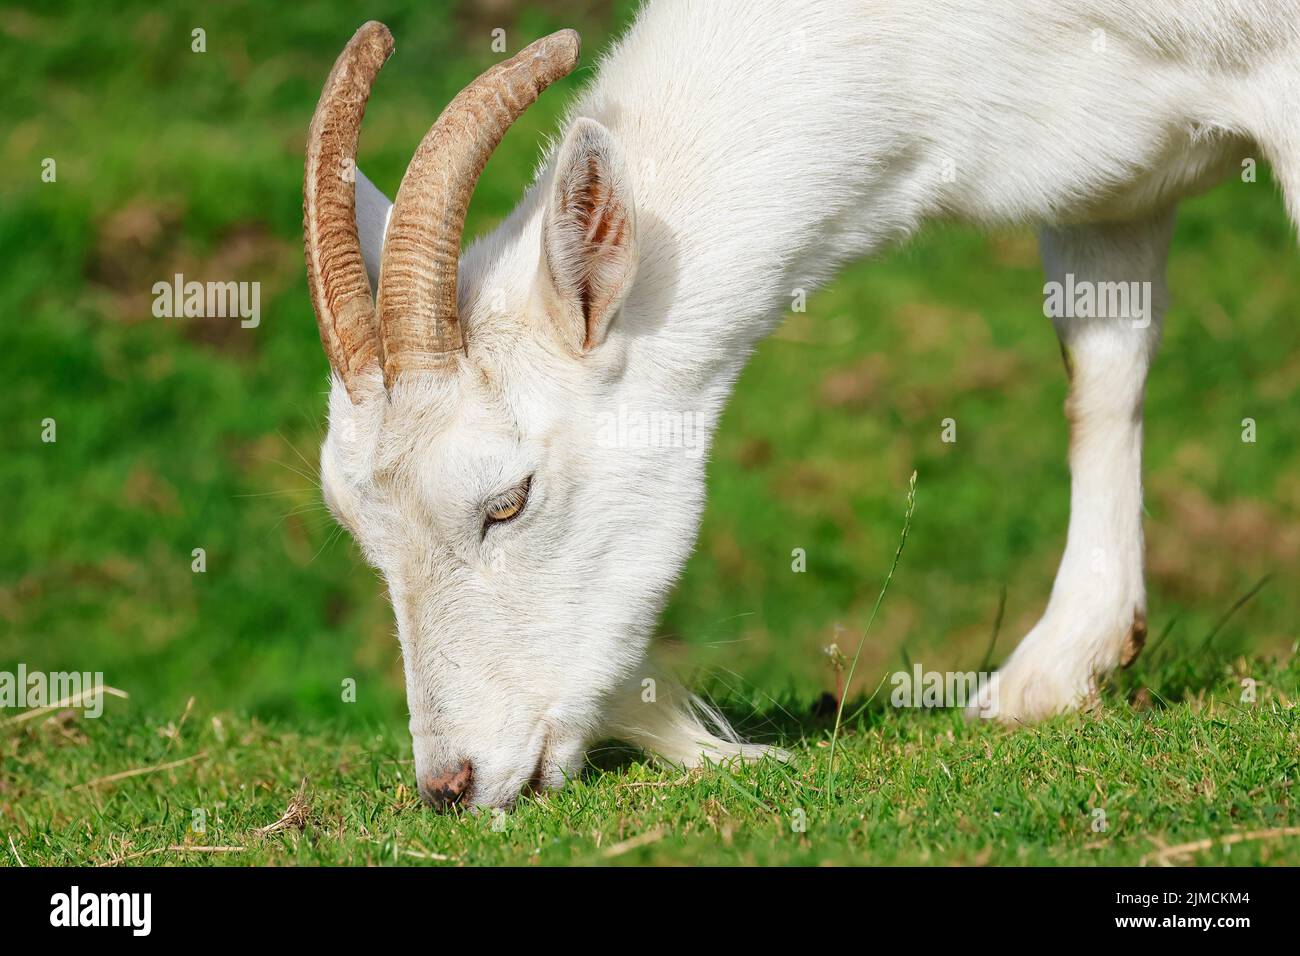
418,760,473,809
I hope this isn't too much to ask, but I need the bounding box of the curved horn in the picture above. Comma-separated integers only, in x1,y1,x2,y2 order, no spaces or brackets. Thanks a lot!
377,30,581,387
304,21,393,402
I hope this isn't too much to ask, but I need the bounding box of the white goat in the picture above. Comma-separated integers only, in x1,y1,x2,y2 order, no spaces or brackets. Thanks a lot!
303,2,1300,809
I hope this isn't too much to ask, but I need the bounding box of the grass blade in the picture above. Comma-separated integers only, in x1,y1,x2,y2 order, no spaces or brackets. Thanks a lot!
826,471,918,803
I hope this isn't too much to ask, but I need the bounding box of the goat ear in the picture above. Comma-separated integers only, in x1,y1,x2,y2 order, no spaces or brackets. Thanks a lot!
540,118,637,352
355,167,392,297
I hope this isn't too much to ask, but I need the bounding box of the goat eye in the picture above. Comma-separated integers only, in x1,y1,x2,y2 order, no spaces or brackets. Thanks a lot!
484,477,531,527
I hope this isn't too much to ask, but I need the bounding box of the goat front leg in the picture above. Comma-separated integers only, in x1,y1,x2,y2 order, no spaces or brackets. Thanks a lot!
970,212,1175,721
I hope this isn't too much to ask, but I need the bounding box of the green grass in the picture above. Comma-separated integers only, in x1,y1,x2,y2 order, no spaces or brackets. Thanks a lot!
2,0,1298,865
6,648,1298,866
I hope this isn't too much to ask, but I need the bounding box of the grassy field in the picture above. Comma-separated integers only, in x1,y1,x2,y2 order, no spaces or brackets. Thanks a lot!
2,0,1298,866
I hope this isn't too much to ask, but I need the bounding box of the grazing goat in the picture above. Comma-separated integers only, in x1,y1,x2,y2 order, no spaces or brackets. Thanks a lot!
302,2,1300,808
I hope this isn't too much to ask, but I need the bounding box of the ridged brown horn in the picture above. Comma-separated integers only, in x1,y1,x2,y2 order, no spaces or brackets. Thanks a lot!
377,30,581,387
304,21,393,402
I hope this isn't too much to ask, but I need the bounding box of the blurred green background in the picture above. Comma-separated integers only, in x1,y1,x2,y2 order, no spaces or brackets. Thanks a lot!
2,0,1297,747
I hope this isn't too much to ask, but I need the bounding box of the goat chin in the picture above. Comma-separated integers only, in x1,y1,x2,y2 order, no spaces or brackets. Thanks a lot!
600,665,784,768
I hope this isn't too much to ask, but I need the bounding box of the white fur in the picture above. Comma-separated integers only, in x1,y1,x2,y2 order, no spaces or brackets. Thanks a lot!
322,0,1300,806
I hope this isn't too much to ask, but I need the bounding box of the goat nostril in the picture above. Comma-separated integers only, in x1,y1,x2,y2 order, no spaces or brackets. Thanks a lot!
419,759,473,809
